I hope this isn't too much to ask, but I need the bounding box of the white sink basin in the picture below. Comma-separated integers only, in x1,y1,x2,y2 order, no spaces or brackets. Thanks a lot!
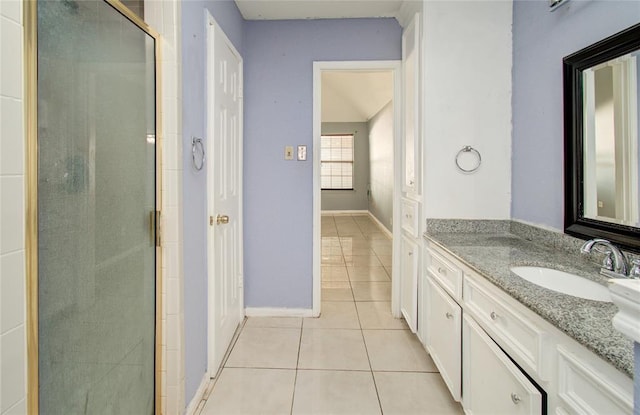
510,266,611,302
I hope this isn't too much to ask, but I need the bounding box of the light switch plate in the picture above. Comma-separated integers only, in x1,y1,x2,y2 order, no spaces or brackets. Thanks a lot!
297,145,307,161
285,146,294,160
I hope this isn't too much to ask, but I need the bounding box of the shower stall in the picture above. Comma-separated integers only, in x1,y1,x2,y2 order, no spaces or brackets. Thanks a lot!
26,0,161,413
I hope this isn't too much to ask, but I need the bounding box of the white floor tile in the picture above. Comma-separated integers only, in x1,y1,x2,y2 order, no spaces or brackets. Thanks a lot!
344,255,383,267
321,266,349,281
347,266,390,282
341,247,374,256
298,328,369,370
351,281,392,301
292,370,381,415
303,301,360,329
321,287,354,301
199,214,457,413
244,317,302,329
201,368,295,415
363,330,437,372
321,255,345,265
225,327,300,369
374,372,464,415
356,302,407,330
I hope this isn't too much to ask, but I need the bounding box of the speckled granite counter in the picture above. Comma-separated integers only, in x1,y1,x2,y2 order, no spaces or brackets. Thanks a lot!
424,226,634,378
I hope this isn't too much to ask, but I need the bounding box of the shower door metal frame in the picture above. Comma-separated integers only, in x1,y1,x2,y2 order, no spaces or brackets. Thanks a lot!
24,1,163,413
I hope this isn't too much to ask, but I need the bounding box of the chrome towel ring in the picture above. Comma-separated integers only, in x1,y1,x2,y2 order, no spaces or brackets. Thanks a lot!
455,145,481,173
192,136,205,171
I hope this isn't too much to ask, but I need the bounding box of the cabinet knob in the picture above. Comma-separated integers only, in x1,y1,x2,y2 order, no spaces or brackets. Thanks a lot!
511,393,521,405
408,251,413,256
490,311,499,320
437,267,447,275
445,312,454,319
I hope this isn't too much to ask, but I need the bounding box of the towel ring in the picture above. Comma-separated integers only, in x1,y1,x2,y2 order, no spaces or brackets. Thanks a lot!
455,145,481,173
192,137,205,171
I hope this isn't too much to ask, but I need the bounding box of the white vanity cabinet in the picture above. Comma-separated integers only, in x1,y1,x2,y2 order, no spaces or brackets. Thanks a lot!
400,234,418,332
402,13,421,197
424,276,462,401
422,241,634,415
463,314,543,415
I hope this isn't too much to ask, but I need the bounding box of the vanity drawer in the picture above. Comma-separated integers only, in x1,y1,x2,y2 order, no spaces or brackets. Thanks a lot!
464,274,547,380
401,198,419,238
425,246,463,300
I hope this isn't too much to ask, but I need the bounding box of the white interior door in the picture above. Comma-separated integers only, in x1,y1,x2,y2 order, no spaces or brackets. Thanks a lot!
207,15,244,375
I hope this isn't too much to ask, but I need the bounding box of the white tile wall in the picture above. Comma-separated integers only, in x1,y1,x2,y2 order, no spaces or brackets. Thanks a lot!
145,0,185,414
0,2,26,414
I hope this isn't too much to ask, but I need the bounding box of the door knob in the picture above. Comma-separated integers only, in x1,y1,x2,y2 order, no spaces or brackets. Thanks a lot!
216,214,229,225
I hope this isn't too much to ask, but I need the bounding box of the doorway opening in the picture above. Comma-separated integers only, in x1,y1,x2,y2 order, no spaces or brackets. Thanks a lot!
312,61,402,319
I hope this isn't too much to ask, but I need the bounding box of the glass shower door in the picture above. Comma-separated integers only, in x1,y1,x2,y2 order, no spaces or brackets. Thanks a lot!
37,1,157,413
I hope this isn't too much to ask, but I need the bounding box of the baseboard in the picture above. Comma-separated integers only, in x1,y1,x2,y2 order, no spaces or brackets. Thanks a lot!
244,307,314,317
185,372,212,415
368,212,393,238
321,210,368,216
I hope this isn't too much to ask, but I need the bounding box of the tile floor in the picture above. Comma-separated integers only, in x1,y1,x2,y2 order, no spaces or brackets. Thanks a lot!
198,214,463,414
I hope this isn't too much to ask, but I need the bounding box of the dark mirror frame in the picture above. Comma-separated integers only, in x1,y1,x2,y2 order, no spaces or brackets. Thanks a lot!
564,22,640,253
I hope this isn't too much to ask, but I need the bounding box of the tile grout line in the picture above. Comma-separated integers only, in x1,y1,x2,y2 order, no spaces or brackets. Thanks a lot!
289,319,304,415
352,213,390,414
353,278,385,415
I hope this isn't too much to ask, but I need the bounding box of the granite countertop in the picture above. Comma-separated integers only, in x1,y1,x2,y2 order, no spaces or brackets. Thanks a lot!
424,230,634,378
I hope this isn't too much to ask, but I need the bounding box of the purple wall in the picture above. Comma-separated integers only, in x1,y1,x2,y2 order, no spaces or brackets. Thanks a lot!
511,0,640,230
243,18,401,308
512,5,640,410
181,0,244,404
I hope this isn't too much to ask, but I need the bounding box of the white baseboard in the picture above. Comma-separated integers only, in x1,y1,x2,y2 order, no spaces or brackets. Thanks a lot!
185,372,212,415
368,211,393,238
244,307,314,317
321,210,368,216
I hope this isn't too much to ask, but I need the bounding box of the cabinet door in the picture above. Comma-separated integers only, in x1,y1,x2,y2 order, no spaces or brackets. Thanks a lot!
463,315,543,415
425,277,462,401
400,235,418,332
402,13,421,196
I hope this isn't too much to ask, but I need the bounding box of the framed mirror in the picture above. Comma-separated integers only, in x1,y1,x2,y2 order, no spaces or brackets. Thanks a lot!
564,23,640,252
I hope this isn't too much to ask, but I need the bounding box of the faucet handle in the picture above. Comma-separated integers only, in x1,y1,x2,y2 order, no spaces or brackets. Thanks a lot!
602,251,615,271
630,259,640,279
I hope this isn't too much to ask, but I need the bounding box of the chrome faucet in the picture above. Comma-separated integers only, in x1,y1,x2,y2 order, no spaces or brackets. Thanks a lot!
580,238,638,278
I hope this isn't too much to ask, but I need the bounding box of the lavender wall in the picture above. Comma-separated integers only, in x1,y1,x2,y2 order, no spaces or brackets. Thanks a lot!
511,0,640,230
243,18,401,308
181,0,244,404
368,101,394,231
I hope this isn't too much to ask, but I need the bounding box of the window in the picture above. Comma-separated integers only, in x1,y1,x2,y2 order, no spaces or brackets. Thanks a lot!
321,134,354,190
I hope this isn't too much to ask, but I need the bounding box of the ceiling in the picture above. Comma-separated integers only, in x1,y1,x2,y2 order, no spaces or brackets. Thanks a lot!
235,0,405,20
321,71,393,123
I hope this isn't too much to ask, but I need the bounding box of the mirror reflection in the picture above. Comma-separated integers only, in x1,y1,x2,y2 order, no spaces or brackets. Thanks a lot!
582,50,639,227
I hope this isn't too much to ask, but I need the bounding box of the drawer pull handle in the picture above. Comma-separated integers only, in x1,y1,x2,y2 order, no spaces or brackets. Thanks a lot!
445,312,454,319
490,311,499,320
437,267,447,275
511,393,521,405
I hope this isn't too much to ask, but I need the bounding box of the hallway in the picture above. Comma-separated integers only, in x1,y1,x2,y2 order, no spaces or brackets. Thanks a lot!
197,214,463,414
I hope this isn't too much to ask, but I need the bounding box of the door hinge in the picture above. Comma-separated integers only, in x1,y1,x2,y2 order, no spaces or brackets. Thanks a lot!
238,274,243,289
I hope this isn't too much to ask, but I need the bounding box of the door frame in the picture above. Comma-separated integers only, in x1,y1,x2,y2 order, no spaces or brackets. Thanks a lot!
205,10,245,376
312,60,403,318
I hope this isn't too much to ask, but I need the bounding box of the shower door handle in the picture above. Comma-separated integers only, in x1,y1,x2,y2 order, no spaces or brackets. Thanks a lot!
150,210,161,247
